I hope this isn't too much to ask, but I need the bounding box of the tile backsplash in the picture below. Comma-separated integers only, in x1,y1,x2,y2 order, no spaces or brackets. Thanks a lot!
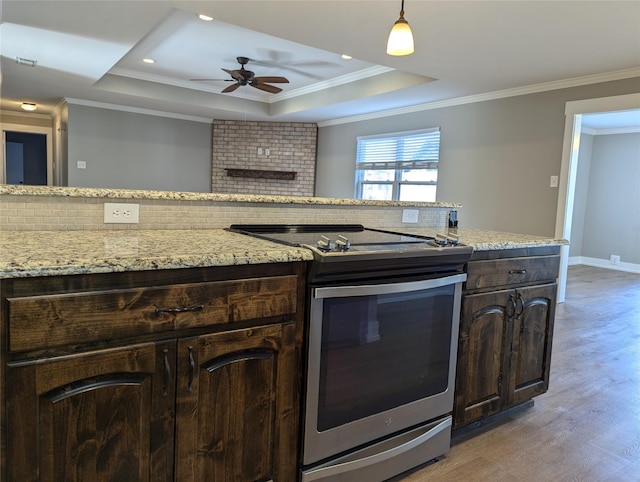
0,194,449,231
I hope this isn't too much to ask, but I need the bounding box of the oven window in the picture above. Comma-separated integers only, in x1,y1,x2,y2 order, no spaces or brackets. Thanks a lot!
317,284,455,432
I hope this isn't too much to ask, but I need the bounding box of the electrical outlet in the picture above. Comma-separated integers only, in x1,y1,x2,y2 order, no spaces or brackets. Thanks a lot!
550,175,559,188
402,209,419,223
104,203,139,224
610,255,621,265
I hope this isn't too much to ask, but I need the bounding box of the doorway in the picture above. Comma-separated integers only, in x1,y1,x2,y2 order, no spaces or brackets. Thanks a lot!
555,93,640,302
1,123,53,186
5,132,47,185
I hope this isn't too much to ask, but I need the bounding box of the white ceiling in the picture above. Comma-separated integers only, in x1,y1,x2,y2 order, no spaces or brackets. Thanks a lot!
1,1,639,126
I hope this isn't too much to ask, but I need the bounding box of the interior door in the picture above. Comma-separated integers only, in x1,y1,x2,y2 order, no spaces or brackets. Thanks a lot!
1,123,53,185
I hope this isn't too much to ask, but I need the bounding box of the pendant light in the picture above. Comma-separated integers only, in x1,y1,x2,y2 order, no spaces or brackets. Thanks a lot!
386,0,414,56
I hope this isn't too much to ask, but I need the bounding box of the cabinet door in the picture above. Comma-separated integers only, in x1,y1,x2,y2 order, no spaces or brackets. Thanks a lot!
6,342,176,482
175,322,298,482
508,283,557,406
454,289,514,427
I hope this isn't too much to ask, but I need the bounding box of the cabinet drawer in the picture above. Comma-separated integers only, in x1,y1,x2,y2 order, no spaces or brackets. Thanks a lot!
465,255,560,291
7,275,298,352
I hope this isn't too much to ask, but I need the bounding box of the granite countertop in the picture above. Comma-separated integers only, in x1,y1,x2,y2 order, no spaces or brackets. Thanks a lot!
0,228,567,279
0,184,460,208
392,227,568,251
0,229,314,279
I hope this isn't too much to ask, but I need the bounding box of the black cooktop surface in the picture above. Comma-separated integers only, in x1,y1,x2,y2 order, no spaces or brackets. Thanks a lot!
228,224,433,247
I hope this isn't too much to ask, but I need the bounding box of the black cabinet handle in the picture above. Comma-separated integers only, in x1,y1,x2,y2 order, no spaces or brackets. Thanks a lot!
155,305,204,314
507,294,516,318
187,346,195,392
515,293,525,316
508,269,527,275
162,348,170,398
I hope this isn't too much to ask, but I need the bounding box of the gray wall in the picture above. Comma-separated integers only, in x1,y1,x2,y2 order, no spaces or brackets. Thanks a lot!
67,104,212,192
316,77,640,236
578,132,640,265
569,133,594,257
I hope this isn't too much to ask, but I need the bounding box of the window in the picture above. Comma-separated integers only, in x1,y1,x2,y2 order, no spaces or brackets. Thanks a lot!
355,128,440,202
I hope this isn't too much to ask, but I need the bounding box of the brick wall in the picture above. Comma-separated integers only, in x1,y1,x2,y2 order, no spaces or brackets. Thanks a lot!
211,120,317,196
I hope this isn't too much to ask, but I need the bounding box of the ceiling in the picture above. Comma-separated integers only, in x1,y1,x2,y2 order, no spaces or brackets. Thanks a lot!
1,1,639,126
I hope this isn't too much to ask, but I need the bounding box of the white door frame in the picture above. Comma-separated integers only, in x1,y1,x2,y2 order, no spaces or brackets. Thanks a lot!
0,123,54,185
555,92,640,302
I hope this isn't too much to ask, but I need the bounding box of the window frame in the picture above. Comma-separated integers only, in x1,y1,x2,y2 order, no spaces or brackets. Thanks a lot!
354,127,441,202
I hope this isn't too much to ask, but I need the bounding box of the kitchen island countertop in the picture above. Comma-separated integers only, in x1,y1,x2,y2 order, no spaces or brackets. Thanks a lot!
0,228,567,279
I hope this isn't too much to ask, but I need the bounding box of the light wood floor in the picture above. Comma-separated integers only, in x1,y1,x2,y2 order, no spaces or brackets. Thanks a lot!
395,265,640,482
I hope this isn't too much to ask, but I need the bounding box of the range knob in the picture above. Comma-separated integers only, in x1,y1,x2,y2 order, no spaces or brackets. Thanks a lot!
317,235,334,251
335,235,351,251
435,233,449,246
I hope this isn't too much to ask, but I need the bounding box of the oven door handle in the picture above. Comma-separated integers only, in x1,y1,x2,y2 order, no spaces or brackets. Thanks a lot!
313,273,467,299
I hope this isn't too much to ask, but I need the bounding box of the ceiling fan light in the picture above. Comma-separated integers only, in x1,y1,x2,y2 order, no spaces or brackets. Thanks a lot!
21,102,37,111
387,18,414,56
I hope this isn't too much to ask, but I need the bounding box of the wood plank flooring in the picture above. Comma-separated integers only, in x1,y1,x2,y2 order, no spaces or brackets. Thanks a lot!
395,265,640,482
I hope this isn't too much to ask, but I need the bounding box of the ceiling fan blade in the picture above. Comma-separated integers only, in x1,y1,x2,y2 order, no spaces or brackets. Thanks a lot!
222,83,241,93
251,83,282,94
254,76,289,84
190,78,233,82
222,68,244,82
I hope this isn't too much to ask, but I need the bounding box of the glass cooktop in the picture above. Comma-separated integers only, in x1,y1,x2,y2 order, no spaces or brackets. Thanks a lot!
228,224,434,249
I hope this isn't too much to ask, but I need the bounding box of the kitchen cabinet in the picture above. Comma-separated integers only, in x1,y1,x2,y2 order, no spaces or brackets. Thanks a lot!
453,247,560,428
1,262,306,481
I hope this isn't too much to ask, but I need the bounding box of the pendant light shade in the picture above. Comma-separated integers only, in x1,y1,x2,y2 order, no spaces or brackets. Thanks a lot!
386,0,414,56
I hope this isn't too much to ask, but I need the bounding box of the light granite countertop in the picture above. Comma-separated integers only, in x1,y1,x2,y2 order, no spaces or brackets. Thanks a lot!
394,227,568,252
0,228,567,279
0,184,460,208
0,229,314,278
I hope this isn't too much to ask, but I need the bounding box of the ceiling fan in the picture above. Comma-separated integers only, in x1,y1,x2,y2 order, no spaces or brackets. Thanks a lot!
192,56,289,94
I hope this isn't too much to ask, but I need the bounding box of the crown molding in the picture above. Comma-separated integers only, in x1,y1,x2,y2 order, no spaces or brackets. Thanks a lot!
585,126,640,135
0,109,51,121
64,98,213,123
318,67,640,127
274,66,395,102
109,65,394,105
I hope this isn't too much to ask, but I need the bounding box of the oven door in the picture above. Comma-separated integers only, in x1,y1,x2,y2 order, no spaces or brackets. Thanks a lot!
303,273,466,467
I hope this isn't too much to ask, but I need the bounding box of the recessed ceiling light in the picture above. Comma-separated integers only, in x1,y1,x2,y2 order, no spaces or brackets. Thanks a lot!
341,54,353,60
142,58,155,64
21,102,37,111
198,14,213,21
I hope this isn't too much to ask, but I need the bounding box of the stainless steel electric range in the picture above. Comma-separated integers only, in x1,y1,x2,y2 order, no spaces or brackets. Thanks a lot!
228,224,473,482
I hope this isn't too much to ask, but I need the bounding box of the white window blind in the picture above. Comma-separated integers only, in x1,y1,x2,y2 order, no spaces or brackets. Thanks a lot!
355,128,441,202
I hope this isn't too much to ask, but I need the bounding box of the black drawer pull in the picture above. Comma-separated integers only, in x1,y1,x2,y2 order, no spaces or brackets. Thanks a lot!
155,305,204,314
187,346,195,392
508,269,527,275
162,348,170,398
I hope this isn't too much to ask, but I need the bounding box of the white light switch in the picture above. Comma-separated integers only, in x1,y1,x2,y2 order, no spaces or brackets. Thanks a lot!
550,175,559,188
77,160,86,169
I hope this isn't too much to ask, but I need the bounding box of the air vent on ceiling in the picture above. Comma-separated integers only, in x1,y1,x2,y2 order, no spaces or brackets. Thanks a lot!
15,57,37,67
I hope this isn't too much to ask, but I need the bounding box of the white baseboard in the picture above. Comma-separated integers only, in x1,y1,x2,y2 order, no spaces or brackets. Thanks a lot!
568,256,640,274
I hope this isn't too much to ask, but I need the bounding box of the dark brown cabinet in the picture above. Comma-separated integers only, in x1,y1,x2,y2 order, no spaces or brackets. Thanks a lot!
174,323,297,482
6,341,176,481
454,247,560,428
1,263,305,481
